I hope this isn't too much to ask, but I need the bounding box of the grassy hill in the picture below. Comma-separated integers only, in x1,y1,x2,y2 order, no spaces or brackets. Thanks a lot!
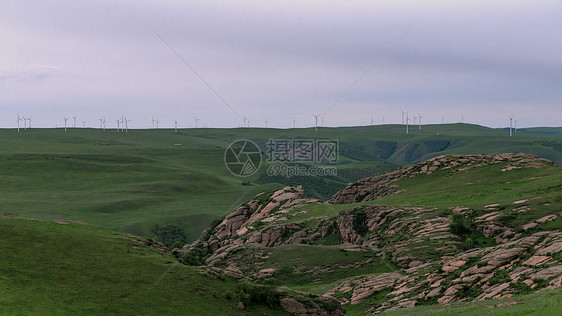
0,216,287,315
0,124,560,242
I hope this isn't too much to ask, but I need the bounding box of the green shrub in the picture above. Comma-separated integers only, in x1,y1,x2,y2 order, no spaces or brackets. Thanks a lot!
152,224,186,248
509,281,532,295
184,247,206,266
450,214,471,237
534,278,549,289
488,269,511,285
416,297,438,306
465,237,474,249
456,284,483,299
352,209,368,236
238,281,281,308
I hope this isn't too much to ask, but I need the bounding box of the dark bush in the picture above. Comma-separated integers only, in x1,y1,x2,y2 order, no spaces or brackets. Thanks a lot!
238,281,281,308
352,209,368,236
152,224,186,248
509,281,532,295
488,269,511,285
450,214,471,237
184,247,206,266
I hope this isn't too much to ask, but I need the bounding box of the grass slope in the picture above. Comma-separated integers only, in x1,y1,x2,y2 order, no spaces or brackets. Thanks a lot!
0,216,286,315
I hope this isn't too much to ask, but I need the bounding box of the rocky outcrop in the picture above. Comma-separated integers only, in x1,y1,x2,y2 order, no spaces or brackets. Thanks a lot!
180,153,561,315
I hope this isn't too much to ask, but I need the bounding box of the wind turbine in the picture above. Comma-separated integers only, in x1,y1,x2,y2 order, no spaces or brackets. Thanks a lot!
509,116,513,137
99,117,103,129
16,114,23,132
63,117,69,132
156,118,159,129
461,114,464,124
313,114,319,132
264,119,268,128
371,116,374,126
27,116,32,129
293,118,296,128
405,113,410,134
401,110,405,125
116,118,120,131
102,117,107,131
442,116,445,124
195,117,199,128
514,119,518,133
82,121,86,128
418,113,423,130
243,116,247,128
382,116,385,124
413,114,417,126
174,120,178,133
124,117,131,132
72,115,78,128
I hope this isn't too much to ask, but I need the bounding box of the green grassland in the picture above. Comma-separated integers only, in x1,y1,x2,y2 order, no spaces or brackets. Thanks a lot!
0,216,287,315
382,287,562,316
1,124,561,242
2,124,562,315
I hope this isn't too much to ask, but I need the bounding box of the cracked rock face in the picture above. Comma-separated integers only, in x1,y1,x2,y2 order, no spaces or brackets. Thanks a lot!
182,154,561,315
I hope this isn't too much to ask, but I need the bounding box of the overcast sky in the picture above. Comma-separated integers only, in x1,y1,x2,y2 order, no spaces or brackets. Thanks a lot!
1,0,561,129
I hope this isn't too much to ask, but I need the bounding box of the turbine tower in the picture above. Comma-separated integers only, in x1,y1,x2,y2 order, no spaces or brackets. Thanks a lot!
174,120,178,133
72,115,78,128
27,116,32,129
195,117,199,128
82,121,86,128
509,116,513,137
405,113,410,134
63,117,69,132
102,117,107,131
515,119,518,133
125,117,131,132
264,119,268,128
16,114,23,132
313,114,319,132
371,116,374,126
418,113,423,130
401,110,405,125
116,119,120,131
99,117,103,129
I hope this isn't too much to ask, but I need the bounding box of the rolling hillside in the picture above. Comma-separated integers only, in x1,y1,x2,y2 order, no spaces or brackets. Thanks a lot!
0,124,561,242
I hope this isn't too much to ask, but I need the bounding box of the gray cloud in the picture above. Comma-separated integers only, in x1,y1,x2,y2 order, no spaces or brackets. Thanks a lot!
0,0,560,128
